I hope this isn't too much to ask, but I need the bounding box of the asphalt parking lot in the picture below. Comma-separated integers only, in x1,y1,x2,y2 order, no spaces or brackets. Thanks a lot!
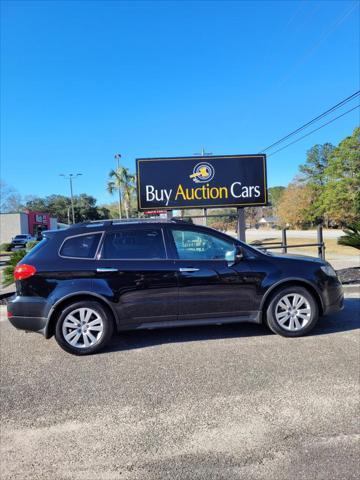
1,295,359,480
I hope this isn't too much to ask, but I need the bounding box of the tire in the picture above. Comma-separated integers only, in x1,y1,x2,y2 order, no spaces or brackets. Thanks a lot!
55,300,114,355
266,286,319,337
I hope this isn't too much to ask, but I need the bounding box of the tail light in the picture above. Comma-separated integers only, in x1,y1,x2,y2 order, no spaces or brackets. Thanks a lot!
14,264,37,281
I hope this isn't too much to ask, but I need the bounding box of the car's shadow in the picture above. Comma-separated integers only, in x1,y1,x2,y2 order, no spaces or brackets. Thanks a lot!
101,298,360,354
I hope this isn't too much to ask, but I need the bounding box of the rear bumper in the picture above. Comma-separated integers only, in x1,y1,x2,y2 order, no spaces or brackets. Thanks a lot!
8,314,47,334
7,295,49,336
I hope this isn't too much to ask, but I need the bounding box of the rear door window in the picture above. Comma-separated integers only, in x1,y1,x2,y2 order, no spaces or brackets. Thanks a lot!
101,228,166,259
60,233,102,258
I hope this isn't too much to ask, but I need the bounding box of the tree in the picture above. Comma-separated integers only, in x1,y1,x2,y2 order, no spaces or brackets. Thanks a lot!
297,143,335,223
26,195,69,223
0,180,22,213
268,186,285,210
100,202,123,219
107,167,136,218
277,183,315,228
24,194,109,224
320,127,360,225
73,194,110,222
299,143,335,186
245,207,262,227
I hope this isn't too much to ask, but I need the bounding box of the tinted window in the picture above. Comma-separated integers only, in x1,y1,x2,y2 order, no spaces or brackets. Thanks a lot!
60,233,101,258
102,229,166,259
171,228,236,261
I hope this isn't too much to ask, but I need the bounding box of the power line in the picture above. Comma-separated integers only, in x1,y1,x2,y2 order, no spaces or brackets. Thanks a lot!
267,104,360,158
277,2,359,89
260,90,360,153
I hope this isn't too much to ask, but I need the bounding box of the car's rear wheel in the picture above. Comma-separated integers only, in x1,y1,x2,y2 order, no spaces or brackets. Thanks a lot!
266,286,319,337
55,300,114,355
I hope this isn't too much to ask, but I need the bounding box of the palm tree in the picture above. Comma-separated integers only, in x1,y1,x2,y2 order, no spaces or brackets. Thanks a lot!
107,167,135,219
338,222,360,250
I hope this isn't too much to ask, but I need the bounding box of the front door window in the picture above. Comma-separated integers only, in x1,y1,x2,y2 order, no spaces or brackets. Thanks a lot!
171,228,236,262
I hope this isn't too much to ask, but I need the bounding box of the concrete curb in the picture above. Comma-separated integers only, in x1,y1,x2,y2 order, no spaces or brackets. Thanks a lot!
342,284,360,295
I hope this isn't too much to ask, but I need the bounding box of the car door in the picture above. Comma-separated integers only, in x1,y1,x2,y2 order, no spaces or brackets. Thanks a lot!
167,225,259,321
95,225,178,327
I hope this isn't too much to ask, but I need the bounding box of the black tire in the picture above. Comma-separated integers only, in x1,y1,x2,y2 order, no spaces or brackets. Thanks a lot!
55,300,114,355
266,286,319,337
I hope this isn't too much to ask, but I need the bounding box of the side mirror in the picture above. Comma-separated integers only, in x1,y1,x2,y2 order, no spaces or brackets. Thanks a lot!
234,245,243,263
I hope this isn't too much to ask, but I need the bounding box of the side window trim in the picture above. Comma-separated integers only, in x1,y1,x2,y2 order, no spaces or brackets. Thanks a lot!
58,231,104,260
99,226,168,260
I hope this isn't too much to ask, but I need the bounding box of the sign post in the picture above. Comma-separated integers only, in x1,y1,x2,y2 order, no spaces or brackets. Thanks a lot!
237,208,246,242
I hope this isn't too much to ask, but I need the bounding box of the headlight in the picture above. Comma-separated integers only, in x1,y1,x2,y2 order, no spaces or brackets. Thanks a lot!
320,265,337,277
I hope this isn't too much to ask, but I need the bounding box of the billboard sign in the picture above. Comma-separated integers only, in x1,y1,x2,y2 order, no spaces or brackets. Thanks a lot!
136,154,267,210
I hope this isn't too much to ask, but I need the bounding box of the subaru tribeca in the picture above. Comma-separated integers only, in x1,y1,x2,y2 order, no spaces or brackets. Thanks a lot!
7,219,344,355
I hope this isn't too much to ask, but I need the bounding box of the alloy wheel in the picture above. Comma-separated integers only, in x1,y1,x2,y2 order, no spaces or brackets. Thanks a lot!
62,307,104,348
275,293,311,331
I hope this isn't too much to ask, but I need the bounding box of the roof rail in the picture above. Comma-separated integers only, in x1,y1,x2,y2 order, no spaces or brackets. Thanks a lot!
68,217,190,228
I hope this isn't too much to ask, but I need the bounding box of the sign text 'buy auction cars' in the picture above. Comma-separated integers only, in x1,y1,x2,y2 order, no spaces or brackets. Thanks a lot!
136,154,267,210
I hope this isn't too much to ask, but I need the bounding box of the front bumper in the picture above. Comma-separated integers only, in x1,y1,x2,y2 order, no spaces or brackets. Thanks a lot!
322,283,344,315
7,295,49,335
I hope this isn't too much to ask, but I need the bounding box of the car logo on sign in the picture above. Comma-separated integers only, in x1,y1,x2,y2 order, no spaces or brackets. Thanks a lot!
189,162,215,183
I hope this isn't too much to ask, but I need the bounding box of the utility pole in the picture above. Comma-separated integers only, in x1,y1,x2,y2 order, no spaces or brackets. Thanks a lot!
60,173,82,224
114,153,122,219
194,147,212,226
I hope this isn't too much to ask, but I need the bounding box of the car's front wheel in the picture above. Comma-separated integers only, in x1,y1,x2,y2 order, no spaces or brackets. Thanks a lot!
55,300,114,355
266,286,319,337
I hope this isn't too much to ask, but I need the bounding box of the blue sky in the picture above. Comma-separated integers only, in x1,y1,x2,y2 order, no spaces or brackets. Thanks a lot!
1,0,359,205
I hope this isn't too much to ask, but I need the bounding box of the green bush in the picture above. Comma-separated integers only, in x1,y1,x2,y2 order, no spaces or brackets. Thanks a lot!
2,241,39,287
338,222,360,250
26,240,39,250
0,242,12,252
2,250,27,287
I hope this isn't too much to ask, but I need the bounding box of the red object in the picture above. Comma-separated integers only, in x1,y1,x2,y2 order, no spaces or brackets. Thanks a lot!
7,310,13,318
27,211,51,237
14,264,37,281
144,210,167,215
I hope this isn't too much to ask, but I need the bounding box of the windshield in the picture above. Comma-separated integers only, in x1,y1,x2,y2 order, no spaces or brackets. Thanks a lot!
14,235,27,239
237,240,273,257
248,244,273,256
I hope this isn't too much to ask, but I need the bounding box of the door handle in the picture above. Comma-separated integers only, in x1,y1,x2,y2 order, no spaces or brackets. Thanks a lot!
96,267,118,273
179,267,199,272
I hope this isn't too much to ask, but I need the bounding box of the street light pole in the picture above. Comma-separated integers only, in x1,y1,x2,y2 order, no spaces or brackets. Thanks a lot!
114,153,122,219
60,173,83,224
69,175,75,224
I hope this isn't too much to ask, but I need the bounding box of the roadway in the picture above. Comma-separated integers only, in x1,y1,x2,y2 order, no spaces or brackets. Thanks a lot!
1,295,359,480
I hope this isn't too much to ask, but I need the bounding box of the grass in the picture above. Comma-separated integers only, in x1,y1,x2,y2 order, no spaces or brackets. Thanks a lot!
266,237,358,256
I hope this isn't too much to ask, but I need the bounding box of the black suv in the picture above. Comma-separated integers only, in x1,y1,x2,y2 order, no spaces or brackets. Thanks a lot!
7,219,344,355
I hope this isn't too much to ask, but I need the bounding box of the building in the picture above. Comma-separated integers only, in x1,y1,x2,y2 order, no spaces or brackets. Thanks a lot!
257,216,279,229
0,211,58,244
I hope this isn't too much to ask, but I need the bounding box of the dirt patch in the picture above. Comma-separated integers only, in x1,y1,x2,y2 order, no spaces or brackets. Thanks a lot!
337,267,360,285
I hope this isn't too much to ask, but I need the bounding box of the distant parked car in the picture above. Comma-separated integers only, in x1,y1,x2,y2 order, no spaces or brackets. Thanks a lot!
11,234,34,249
